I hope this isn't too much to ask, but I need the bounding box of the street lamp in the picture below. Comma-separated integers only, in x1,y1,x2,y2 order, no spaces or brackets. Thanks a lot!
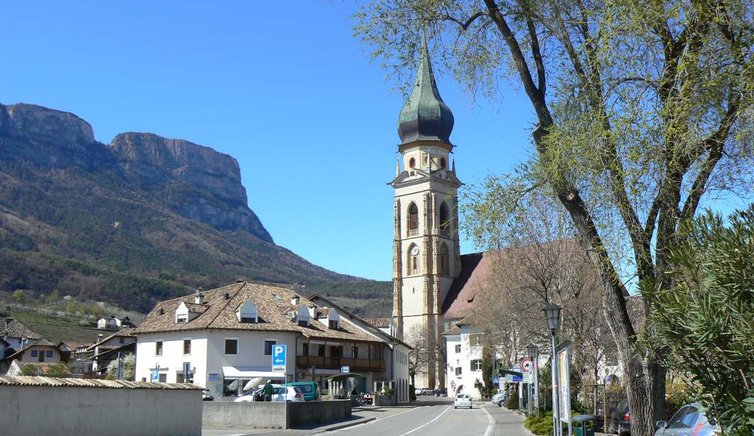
526,343,539,416
543,303,562,436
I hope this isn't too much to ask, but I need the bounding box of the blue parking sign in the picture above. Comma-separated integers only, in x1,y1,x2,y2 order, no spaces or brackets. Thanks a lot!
272,344,286,372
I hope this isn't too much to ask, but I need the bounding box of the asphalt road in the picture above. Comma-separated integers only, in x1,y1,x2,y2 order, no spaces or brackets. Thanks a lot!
202,397,532,436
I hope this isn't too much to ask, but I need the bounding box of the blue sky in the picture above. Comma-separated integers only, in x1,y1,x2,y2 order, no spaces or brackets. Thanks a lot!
0,1,535,281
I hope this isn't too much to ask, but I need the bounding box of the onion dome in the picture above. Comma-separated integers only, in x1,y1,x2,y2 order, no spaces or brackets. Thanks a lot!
397,39,455,146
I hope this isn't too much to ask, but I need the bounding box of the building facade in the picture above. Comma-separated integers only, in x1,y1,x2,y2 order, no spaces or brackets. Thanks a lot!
134,282,411,402
391,40,462,390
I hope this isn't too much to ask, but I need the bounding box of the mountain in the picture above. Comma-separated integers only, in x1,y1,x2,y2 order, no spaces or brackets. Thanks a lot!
0,102,391,317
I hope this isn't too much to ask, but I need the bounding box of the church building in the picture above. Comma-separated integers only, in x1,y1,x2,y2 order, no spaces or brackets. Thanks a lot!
390,41,493,391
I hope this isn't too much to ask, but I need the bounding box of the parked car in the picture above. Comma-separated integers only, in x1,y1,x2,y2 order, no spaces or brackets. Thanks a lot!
420,388,434,396
606,400,631,435
272,386,304,402
285,381,319,401
490,392,506,407
454,393,472,409
655,403,720,436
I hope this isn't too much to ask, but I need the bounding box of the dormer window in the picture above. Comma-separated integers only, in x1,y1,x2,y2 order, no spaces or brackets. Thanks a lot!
176,313,188,323
236,301,258,323
328,310,340,330
296,306,310,327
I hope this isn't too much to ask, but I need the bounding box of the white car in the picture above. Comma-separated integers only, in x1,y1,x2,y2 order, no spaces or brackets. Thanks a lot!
272,386,304,402
454,393,472,409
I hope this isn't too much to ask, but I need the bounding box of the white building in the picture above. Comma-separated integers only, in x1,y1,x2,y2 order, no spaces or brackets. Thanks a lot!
134,282,411,402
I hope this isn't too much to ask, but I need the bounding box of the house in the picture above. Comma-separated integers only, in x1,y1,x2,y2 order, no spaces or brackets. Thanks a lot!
134,282,412,402
0,317,42,355
4,339,64,365
87,328,137,375
310,295,412,403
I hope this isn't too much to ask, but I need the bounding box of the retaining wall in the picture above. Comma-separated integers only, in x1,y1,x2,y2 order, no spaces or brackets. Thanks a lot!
203,399,351,429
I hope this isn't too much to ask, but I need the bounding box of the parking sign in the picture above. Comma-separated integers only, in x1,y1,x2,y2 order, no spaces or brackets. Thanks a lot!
272,344,286,373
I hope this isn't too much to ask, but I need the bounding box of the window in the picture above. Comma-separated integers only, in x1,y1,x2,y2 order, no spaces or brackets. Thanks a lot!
329,320,338,329
264,340,276,355
183,339,191,355
119,337,125,344
351,345,359,359
155,341,163,356
454,344,461,353
31,350,38,357
439,202,449,234
302,343,309,356
469,334,482,346
317,344,325,357
409,157,416,168
176,314,188,323
407,203,419,236
470,359,482,371
408,244,419,275
439,244,449,275
158,373,167,383
440,157,446,169
236,301,258,323
455,367,462,376
46,350,53,358
224,339,238,355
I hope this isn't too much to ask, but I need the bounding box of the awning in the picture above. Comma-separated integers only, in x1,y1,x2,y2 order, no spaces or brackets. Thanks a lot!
221,366,283,379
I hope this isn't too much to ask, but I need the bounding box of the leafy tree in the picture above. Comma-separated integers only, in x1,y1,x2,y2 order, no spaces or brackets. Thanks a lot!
106,353,135,381
650,207,754,434
12,289,26,304
356,2,754,434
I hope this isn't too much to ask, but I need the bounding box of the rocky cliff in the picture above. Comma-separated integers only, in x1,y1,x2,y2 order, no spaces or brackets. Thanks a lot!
111,132,272,242
0,102,390,316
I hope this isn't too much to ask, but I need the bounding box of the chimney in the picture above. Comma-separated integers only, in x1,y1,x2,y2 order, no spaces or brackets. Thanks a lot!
97,334,104,342
5,317,13,329
194,288,204,304
224,292,230,300
291,296,299,306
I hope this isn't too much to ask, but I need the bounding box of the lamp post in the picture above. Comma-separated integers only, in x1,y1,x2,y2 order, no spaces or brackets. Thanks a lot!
526,343,539,416
544,303,562,436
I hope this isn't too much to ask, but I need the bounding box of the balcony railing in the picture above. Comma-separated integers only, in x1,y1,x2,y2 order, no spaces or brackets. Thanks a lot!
296,355,384,372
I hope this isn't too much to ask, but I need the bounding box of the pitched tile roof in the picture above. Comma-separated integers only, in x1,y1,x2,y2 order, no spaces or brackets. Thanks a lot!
134,282,384,344
0,319,42,340
0,376,200,390
365,318,391,328
87,328,136,351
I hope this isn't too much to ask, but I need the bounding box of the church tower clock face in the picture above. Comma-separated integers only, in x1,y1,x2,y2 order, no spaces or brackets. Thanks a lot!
390,37,462,391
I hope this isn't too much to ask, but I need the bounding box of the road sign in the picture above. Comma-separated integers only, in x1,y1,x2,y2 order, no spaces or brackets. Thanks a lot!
151,369,159,382
492,376,499,384
520,358,533,373
341,366,350,374
272,344,287,372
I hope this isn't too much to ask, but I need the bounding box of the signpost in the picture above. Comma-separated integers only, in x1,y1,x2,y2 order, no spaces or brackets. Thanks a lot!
340,365,350,374
272,344,287,373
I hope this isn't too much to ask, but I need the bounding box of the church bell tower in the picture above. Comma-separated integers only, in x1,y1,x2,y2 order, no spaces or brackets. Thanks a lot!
391,39,462,390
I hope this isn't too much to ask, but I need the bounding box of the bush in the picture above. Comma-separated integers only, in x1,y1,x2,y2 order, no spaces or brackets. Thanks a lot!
505,389,519,409
525,412,554,436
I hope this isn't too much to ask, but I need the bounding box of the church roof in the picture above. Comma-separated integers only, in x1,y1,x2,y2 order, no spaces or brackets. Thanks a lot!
441,252,493,319
397,39,454,146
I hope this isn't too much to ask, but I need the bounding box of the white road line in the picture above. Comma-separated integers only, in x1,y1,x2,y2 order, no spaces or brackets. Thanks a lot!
323,407,417,434
482,405,495,436
400,405,452,436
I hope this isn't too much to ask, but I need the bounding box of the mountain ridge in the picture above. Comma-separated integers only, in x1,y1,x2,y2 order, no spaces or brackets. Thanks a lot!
0,102,391,317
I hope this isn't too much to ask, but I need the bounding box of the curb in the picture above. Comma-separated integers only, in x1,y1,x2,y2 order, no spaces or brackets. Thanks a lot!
318,416,376,432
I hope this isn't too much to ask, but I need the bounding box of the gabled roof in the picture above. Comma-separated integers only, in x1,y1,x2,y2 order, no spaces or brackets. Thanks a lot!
134,282,384,344
0,319,42,341
87,328,136,351
4,340,60,361
308,295,412,350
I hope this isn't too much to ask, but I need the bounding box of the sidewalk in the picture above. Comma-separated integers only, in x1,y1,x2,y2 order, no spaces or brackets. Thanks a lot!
483,404,534,436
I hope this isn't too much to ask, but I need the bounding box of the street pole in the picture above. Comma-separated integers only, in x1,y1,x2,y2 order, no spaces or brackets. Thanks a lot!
534,353,539,416
551,332,560,436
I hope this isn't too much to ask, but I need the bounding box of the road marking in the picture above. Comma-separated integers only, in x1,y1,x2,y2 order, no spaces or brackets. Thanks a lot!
322,407,417,434
482,405,495,436
399,405,452,436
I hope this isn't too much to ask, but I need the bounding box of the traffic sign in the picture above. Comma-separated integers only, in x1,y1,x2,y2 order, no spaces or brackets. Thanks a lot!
272,344,287,372
151,369,159,382
521,358,533,373
341,365,350,374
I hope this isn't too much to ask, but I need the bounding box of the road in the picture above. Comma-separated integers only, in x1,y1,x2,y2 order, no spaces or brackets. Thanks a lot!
327,401,493,436
203,397,532,436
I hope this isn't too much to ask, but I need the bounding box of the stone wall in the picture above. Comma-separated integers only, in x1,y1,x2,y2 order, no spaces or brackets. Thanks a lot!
0,378,201,436
203,400,351,430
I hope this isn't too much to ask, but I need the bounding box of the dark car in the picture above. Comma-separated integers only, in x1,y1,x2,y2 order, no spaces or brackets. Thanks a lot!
606,400,630,435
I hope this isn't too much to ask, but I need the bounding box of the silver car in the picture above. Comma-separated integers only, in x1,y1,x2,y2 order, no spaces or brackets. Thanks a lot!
490,392,506,407
655,403,719,436
454,393,472,409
